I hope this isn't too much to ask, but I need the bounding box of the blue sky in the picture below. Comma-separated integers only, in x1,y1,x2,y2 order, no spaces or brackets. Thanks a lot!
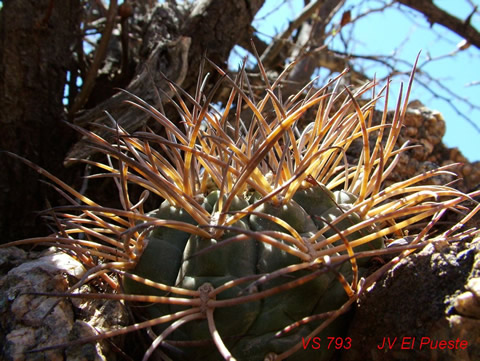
229,0,480,162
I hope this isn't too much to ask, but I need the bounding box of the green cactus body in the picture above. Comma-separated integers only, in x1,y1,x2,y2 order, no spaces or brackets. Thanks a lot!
124,184,381,360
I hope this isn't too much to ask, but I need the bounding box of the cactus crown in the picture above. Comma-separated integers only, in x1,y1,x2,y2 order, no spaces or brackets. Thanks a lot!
4,56,479,361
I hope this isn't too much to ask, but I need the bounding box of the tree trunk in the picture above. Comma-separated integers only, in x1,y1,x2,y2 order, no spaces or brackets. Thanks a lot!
0,0,81,241
0,0,267,242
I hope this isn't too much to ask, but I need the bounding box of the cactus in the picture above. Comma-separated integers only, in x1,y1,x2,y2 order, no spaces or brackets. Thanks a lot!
123,184,372,361
3,58,479,361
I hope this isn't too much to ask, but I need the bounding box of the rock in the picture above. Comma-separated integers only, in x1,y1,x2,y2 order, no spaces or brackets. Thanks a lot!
0,248,128,361
343,100,480,192
339,236,480,361
386,101,480,191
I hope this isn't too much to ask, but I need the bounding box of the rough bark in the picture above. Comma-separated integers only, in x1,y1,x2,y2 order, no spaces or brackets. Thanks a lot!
66,0,265,161
0,0,81,242
0,0,265,241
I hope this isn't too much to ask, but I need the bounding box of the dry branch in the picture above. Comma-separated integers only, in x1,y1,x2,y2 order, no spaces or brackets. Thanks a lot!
397,0,480,49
